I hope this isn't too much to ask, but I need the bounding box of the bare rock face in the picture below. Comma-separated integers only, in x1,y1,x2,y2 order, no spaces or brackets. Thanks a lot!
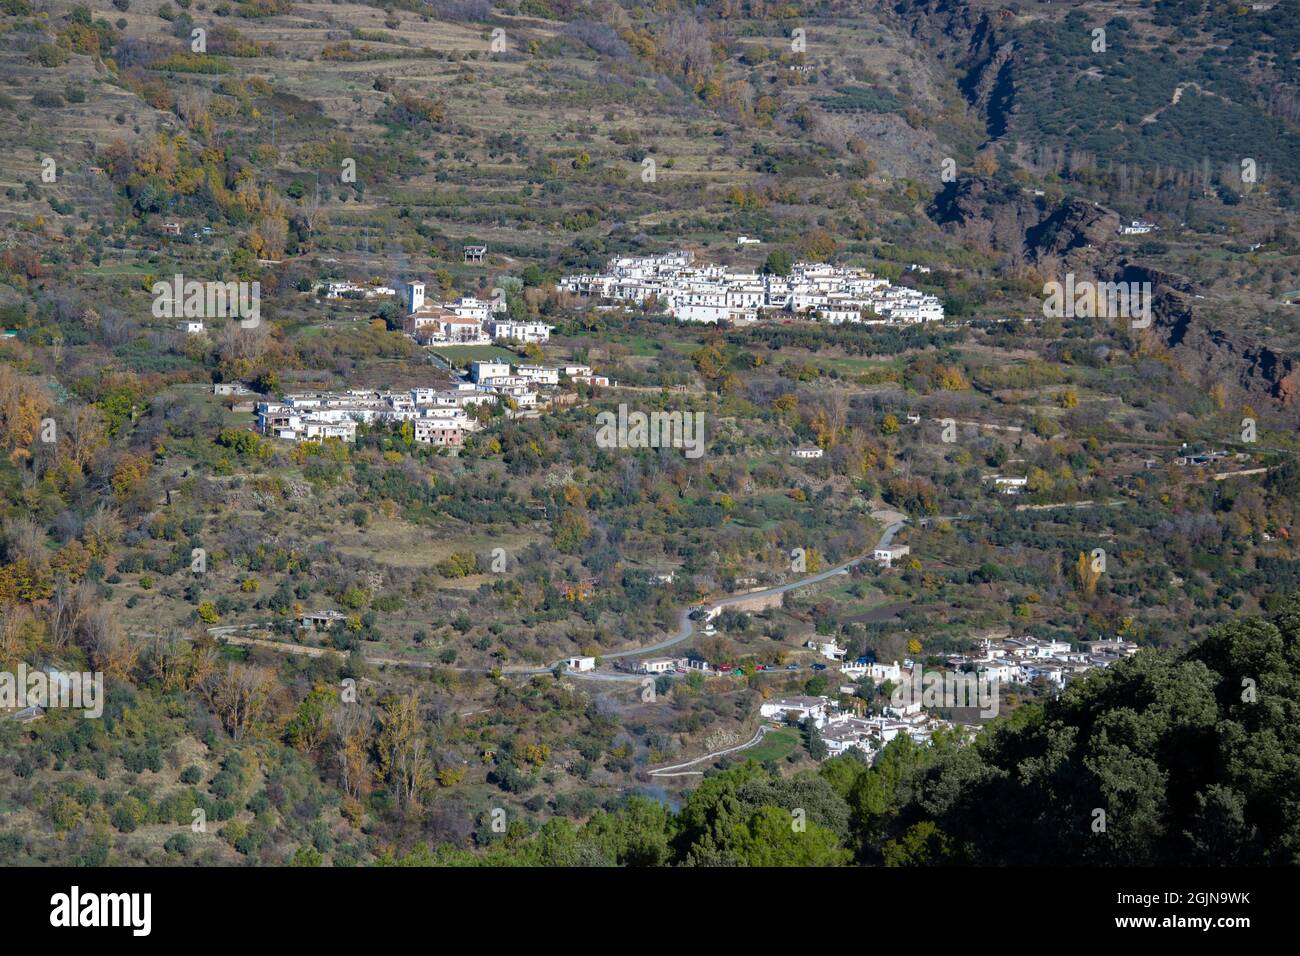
928,177,995,231
902,0,1299,417
929,175,1296,414
1118,263,1300,411
894,0,1017,137
820,111,939,182
1025,200,1119,263
929,180,1117,269
962,40,1017,138
1277,364,1300,405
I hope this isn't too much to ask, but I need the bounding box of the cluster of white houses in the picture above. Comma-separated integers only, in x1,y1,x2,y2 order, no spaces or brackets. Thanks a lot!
256,361,605,444
472,359,608,402
559,250,944,326
257,386,490,445
571,632,1140,763
942,634,1140,689
759,695,952,758
804,632,1140,691
403,283,553,345
754,634,1140,760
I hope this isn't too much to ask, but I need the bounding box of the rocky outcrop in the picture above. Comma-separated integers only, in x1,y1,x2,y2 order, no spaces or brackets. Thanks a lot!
928,177,999,230
1117,263,1300,409
1025,199,1119,262
889,0,1017,139
961,40,1016,138
929,179,1118,267
896,0,1298,413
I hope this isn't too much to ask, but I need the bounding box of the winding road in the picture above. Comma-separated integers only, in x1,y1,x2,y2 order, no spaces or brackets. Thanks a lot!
647,725,770,777
595,512,907,664
185,513,911,681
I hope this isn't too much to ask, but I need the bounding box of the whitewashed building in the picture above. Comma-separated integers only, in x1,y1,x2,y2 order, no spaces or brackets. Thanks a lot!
489,319,552,343
760,696,834,728
874,544,911,568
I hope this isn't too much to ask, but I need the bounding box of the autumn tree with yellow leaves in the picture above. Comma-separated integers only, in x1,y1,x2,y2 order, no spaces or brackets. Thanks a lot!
376,692,432,807
1075,551,1102,599
0,365,51,462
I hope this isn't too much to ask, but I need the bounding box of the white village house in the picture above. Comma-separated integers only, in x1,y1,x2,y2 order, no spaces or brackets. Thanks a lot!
874,544,911,568
806,639,847,662
760,696,834,728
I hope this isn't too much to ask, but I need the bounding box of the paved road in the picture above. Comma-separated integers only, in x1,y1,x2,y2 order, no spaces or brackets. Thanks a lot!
599,517,907,663
648,725,770,776
195,513,912,679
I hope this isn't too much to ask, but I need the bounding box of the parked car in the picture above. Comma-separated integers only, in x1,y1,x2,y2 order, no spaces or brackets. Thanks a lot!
786,664,798,671
812,663,827,671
